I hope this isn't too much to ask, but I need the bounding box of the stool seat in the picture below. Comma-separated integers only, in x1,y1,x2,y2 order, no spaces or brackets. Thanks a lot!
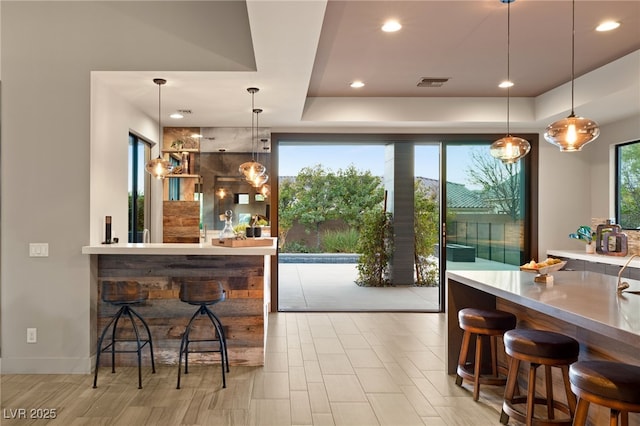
179,280,226,305
458,308,517,331
569,361,640,426
102,280,149,304
455,308,517,401
569,361,640,405
504,329,579,361
501,329,578,426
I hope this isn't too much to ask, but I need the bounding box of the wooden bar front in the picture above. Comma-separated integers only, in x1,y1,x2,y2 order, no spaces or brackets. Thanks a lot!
93,253,269,367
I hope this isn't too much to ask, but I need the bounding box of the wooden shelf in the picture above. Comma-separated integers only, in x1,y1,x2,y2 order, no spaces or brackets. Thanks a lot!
166,174,201,179
162,148,199,154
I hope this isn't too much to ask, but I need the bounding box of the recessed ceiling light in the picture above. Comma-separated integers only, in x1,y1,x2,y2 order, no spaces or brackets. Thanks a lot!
381,20,401,32
170,112,184,119
499,80,514,88
350,81,365,88
191,133,203,138
596,20,620,32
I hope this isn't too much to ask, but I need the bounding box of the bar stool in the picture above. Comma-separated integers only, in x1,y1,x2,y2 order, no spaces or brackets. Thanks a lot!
455,308,517,401
176,279,229,389
569,360,640,426
93,280,155,389
500,329,578,426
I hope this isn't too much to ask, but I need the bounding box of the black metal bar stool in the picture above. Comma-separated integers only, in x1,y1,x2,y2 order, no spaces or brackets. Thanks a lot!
500,329,579,426
93,280,155,389
176,279,229,389
569,360,640,426
455,308,517,401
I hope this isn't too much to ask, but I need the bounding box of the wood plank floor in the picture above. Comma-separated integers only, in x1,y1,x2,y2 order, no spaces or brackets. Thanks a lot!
1,312,514,425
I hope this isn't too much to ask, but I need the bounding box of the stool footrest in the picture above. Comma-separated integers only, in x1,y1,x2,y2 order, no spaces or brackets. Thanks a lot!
502,396,573,426
456,364,509,386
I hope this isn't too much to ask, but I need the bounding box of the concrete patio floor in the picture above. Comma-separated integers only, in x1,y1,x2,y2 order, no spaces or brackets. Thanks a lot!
277,258,517,312
277,263,441,312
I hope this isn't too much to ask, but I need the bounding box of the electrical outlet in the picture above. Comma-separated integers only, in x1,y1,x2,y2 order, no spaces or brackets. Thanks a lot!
29,243,49,257
27,328,37,344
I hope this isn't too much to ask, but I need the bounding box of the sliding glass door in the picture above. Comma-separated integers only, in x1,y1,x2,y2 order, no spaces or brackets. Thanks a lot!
444,143,529,271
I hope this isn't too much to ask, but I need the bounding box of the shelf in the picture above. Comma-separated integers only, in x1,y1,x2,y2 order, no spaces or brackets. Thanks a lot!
166,174,201,179
162,148,199,154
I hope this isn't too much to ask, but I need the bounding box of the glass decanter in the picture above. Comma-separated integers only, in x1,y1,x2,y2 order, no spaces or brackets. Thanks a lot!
219,210,236,240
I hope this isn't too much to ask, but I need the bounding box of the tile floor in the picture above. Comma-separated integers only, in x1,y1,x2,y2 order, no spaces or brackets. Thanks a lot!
1,312,513,425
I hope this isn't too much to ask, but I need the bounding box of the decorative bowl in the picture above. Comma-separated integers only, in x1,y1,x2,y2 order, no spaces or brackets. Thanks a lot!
520,260,567,276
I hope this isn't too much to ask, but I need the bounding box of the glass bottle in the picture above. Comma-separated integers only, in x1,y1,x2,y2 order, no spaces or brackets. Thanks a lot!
219,210,236,240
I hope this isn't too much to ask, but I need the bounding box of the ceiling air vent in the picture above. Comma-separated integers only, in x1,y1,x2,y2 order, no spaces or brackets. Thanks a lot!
417,77,449,88
177,109,192,114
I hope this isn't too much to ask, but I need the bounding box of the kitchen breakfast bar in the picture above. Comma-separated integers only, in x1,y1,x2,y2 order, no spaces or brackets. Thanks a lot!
447,269,640,424
82,239,277,367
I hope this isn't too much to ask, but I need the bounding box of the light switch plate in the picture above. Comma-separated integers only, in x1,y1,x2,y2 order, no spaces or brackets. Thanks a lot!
29,243,49,257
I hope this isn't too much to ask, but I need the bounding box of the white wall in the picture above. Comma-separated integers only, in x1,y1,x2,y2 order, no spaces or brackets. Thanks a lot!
90,77,159,245
1,1,252,373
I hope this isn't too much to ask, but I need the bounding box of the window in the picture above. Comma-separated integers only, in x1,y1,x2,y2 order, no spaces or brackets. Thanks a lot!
616,140,640,229
128,134,151,242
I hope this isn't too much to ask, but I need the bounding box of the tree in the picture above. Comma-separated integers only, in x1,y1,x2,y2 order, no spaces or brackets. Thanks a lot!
619,142,640,228
466,148,523,220
330,165,384,228
414,181,439,286
281,164,384,249
289,165,337,248
277,177,298,248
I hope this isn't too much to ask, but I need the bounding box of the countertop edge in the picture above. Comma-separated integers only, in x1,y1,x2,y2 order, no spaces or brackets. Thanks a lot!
82,239,278,256
547,249,640,267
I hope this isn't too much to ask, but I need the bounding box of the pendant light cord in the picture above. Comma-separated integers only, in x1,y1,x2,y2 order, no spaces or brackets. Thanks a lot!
506,0,511,135
570,0,575,115
251,91,256,161
158,82,162,145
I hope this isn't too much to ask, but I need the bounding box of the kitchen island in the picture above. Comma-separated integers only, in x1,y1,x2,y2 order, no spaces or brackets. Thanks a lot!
82,239,277,367
447,269,640,424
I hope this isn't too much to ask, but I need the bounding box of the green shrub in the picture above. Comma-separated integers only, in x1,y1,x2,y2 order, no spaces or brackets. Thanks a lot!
282,241,311,253
356,210,393,287
322,228,359,253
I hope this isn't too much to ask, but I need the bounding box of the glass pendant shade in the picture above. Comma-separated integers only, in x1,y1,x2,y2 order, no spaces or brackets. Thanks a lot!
145,156,172,179
239,160,266,181
250,172,269,188
544,114,600,152
490,135,531,164
259,184,270,197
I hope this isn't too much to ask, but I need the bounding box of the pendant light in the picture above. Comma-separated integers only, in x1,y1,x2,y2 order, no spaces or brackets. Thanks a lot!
490,0,530,164
257,137,271,196
250,108,269,187
239,87,266,180
544,0,600,151
145,78,172,179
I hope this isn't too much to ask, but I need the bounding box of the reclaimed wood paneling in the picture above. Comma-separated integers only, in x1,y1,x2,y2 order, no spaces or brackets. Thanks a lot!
95,254,266,367
163,201,200,243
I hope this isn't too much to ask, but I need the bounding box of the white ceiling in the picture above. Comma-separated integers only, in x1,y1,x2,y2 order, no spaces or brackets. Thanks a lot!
96,0,640,151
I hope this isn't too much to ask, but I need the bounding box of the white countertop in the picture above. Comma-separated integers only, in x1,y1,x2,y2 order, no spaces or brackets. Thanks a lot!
446,269,640,345
82,238,278,256
547,249,640,267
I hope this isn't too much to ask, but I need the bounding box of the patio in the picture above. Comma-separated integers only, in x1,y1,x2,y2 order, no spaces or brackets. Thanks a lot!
277,257,517,312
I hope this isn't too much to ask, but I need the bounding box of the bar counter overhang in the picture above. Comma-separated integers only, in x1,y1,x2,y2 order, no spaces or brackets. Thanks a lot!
82,239,277,368
446,269,640,424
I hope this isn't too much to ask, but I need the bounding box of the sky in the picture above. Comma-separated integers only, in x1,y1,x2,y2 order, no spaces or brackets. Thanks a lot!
278,144,477,187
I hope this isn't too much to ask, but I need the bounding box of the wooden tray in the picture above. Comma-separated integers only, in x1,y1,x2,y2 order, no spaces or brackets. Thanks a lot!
211,238,273,248
520,260,566,275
